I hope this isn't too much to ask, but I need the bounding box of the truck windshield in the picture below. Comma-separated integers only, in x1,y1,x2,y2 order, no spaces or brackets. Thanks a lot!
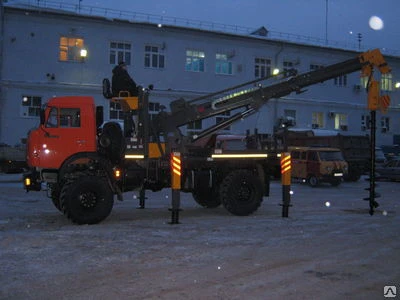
319,151,344,161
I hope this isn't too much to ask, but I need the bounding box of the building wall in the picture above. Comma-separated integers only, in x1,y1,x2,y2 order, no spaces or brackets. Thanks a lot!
1,5,399,146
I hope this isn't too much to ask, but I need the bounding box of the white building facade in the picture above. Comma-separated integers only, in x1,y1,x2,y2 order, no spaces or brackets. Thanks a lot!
1,2,399,146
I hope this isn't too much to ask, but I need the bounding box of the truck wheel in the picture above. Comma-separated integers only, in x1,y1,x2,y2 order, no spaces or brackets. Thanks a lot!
330,178,342,186
60,176,114,224
308,175,319,187
192,187,221,208
219,170,263,216
50,185,63,212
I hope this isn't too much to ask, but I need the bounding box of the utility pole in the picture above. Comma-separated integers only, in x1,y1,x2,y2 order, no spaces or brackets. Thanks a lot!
0,0,4,142
325,0,328,44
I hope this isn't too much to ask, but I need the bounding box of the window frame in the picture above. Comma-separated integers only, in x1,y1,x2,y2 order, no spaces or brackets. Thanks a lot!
59,36,85,62
144,45,165,69
109,41,132,65
21,95,42,118
185,50,205,72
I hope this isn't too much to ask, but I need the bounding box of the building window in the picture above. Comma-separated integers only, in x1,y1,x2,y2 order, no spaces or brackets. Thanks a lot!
145,45,165,69
149,102,161,121
360,76,369,89
185,50,205,72
381,73,393,92
215,53,233,75
283,61,297,76
110,42,131,65
59,37,85,62
284,109,296,126
254,58,271,78
335,113,348,130
334,75,347,86
381,116,390,133
312,112,324,128
21,95,41,117
187,120,203,136
361,114,370,131
310,64,324,71
215,111,231,131
109,102,124,120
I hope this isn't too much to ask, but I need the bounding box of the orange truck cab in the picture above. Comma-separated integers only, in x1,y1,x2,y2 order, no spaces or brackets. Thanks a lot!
290,146,348,187
26,96,98,186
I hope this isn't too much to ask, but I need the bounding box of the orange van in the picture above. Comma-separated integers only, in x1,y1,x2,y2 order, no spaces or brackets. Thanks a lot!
290,146,348,187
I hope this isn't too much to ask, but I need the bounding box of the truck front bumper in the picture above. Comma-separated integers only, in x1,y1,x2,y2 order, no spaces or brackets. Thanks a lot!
23,169,42,191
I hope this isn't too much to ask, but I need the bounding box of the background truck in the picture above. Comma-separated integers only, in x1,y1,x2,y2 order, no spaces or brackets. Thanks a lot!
276,130,370,181
0,143,27,173
23,49,391,224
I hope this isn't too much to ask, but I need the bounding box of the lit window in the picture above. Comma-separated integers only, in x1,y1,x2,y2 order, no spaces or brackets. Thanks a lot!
335,113,348,130
185,50,205,72
254,58,271,78
381,73,393,92
145,46,165,69
21,95,41,117
312,112,324,129
360,76,369,89
215,53,233,75
59,37,85,62
110,42,131,65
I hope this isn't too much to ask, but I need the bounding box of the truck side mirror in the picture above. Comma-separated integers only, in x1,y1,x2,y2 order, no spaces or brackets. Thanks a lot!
40,109,45,125
102,78,113,99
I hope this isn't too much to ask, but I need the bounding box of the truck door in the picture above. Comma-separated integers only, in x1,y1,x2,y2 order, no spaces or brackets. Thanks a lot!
307,150,320,177
40,106,93,168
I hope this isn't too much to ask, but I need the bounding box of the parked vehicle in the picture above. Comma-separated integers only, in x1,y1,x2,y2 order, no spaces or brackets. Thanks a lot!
375,158,400,181
380,145,400,161
0,143,27,173
276,130,370,182
290,146,348,187
375,147,387,168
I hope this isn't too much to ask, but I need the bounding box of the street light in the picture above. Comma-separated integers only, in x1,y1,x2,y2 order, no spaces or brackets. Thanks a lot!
80,48,87,58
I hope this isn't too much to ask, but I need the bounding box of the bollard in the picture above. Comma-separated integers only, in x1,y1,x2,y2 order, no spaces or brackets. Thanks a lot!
280,152,292,217
169,152,182,224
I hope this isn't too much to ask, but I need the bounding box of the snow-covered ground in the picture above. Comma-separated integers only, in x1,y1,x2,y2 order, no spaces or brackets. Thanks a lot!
0,176,399,299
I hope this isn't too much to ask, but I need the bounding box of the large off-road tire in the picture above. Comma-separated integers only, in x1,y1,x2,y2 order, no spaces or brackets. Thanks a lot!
50,184,63,212
219,169,263,216
60,176,114,224
192,187,221,208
